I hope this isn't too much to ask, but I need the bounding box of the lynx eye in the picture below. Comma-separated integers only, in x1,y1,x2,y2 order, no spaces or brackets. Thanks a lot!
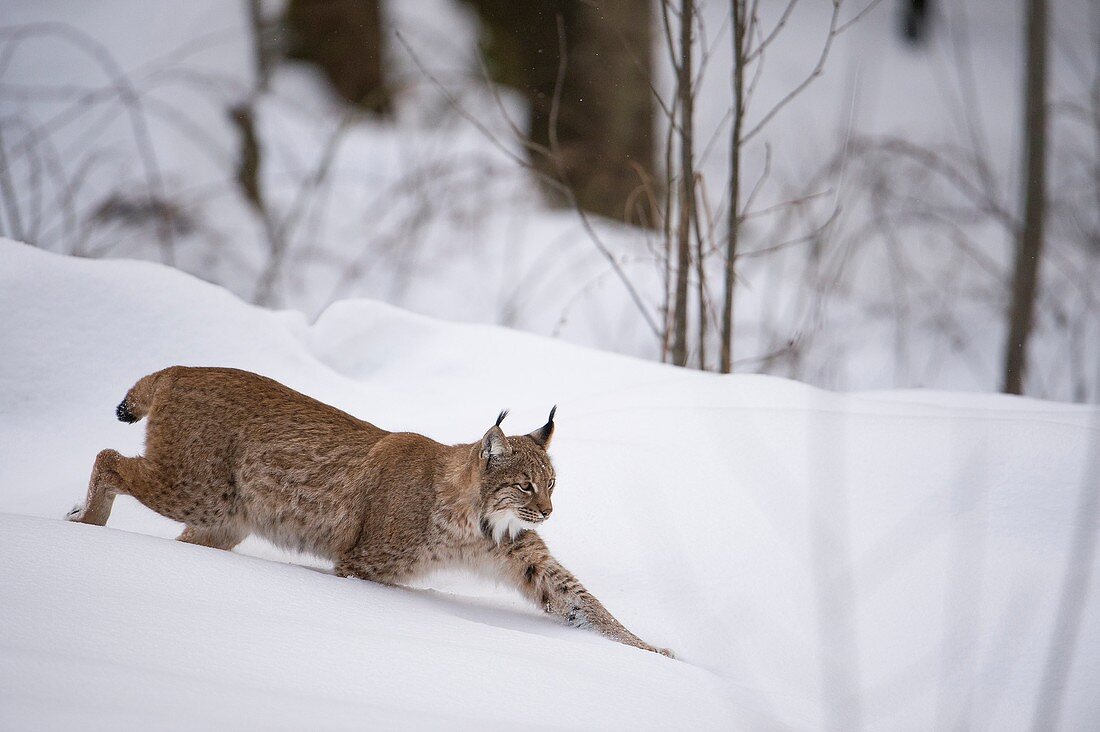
515,483,534,493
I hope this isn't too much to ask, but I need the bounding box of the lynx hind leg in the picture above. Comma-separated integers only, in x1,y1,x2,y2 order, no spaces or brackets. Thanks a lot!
69,449,125,526
177,525,246,551
71,449,233,529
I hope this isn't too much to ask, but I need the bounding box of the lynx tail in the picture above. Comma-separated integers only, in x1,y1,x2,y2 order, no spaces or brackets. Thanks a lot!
116,370,167,423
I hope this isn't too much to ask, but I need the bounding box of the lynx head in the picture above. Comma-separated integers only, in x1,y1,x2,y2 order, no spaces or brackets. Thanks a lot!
477,407,557,543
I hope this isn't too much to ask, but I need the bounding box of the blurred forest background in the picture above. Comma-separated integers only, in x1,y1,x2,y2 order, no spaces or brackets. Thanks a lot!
0,0,1097,401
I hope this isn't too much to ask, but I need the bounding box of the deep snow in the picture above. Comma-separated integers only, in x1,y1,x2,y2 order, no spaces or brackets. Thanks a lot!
1,239,1098,729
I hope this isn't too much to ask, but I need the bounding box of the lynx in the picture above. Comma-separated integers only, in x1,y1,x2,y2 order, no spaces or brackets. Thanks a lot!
69,366,672,657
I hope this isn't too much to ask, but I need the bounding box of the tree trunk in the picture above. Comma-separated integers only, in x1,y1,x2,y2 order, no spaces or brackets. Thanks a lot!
720,0,745,374
670,0,695,367
462,0,656,225
284,0,391,115
1003,0,1047,395
247,0,275,92
901,0,932,45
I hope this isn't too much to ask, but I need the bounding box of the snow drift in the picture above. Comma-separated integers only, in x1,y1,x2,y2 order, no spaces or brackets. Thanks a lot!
1,239,1097,730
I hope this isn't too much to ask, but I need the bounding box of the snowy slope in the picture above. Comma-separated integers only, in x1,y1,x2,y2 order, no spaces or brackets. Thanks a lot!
0,515,736,731
1,240,1098,730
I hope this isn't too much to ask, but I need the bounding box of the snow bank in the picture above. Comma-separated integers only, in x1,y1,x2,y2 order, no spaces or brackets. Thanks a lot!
1,240,1098,729
0,514,735,730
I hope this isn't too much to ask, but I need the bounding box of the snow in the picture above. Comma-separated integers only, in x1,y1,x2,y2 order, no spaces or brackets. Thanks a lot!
0,515,735,731
2,240,1098,729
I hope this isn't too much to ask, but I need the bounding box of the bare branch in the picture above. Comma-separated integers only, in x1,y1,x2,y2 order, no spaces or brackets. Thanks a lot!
395,26,661,338
743,0,884,144
742,142,773,218
742,1,840,143
0,122,25,241
744,0,798,63
0,23,175,262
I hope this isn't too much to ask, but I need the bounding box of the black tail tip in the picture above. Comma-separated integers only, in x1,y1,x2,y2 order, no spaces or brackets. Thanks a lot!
116,400,137,423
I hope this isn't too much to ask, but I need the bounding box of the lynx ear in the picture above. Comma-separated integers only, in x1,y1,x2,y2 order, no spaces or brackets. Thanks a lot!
528,405,556,448
481,410,511,464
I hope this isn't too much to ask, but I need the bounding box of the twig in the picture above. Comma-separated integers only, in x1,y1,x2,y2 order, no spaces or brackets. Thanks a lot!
0,122,25,240
744,0,799,63
742,1,841,143
1,23,175,262
395,27,661,337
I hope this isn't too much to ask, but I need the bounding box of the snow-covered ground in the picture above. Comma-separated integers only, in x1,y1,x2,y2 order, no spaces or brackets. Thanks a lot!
1,240,1097,729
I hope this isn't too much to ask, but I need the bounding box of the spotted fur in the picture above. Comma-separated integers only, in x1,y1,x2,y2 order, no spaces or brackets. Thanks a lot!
70,366,672,657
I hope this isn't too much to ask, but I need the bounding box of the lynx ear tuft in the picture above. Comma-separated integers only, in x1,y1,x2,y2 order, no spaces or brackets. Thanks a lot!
481,420,510,464
495,409,509,427
528,405,556,448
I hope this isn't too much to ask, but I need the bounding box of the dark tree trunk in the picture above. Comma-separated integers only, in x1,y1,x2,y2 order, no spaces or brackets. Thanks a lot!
901,0,932,45
247,0,275,92
1003,0,1047,395
284,0,391,115
670,0,694,367
462,0,656,225
720,0,745,374
230,104,263,213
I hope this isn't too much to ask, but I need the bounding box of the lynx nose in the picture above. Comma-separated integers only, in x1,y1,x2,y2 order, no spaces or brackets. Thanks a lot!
540,507,552,519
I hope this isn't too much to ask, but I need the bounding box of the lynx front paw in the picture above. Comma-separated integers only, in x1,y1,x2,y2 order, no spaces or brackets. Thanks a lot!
634,641,674,658
65,503,85,521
